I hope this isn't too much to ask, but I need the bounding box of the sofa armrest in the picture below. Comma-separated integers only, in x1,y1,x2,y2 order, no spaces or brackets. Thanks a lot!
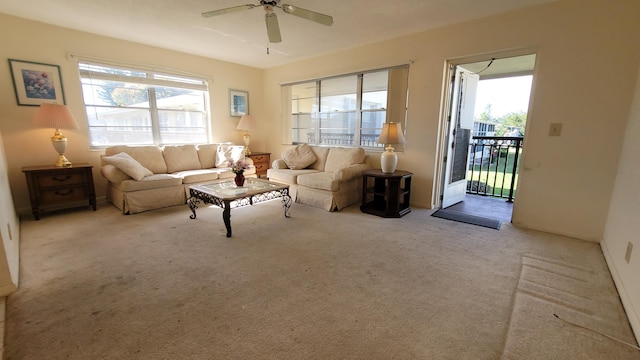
334,163,371,181
101,164,132,184
272,159,288,169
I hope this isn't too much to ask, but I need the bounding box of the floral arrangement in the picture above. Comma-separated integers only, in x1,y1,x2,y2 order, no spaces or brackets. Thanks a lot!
228,159,250,174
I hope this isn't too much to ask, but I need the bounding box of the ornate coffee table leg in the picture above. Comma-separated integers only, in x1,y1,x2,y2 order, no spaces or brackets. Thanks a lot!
187,196,199,219
282,189,291,218
223,200,232,237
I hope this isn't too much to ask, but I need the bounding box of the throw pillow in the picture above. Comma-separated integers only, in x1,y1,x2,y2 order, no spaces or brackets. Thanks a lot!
215,145,246,167
282,144,317,170
102,152,153,181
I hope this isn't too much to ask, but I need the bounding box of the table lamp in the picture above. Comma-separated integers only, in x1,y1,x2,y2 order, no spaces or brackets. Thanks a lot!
33,103,80,167
377,122,405,173
237,114,256,155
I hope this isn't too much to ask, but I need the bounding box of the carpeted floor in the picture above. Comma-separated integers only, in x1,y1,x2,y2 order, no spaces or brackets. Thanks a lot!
4,200,639,359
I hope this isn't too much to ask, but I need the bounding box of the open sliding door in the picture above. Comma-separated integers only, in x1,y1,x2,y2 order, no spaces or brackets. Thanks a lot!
441,66,479,208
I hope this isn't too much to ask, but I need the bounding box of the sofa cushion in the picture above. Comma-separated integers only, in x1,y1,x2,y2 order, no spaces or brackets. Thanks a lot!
324,147,365,173
215,145,246,167
297,172,340,192
163,145,202,173
102,152,153,181
112,174,183,192
267,168,320,185
104,145,168,174
282,144,317,170
197,144,220,169
309,146,331,171
175,169,222,184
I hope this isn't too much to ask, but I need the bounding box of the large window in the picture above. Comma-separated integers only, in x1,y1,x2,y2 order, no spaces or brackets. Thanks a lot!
78,61,210,147
285,65,409,149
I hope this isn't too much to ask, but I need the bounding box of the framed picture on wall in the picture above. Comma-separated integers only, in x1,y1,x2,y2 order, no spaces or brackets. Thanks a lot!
8,59,66,106
229,89,249,117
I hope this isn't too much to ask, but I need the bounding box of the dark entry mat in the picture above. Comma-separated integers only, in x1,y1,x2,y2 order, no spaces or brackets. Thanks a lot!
431,209,502,230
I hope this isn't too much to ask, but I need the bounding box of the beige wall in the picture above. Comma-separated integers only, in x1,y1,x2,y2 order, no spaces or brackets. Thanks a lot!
263,0,640,241
602,66,640,341
0,13,264,213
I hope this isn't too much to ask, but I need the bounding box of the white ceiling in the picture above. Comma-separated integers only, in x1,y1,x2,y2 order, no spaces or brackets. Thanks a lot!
0,0,555,69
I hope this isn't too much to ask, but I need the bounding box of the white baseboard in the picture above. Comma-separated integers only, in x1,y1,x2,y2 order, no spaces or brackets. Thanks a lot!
601,241,640,344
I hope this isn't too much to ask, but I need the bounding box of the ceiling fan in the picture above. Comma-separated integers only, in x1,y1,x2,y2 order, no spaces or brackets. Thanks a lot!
201,0,333,43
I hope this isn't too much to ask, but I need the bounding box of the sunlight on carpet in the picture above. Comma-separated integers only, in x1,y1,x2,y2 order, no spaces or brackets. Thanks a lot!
501,254,640,359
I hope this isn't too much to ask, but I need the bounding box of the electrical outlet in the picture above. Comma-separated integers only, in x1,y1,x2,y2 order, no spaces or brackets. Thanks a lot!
549,123,563,136
625,242,633,263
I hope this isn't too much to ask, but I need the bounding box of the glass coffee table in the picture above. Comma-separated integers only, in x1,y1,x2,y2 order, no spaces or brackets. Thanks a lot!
187,178,291,237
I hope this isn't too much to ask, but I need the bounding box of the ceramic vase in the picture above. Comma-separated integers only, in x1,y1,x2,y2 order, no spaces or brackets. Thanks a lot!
234,172,245,187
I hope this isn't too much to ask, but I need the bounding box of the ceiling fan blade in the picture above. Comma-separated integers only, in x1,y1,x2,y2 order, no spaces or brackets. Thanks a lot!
281,4,333,26
265,12,282,43
201,4,256,18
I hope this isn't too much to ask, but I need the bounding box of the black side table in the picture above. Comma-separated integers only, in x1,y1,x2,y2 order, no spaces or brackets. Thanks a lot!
361,169,412,218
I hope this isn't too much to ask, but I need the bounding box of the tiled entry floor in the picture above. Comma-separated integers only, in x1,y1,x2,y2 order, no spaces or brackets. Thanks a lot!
445,194,513,223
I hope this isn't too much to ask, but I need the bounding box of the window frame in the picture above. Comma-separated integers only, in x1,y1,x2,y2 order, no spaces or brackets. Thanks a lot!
283,65,409,150
77,60,211,149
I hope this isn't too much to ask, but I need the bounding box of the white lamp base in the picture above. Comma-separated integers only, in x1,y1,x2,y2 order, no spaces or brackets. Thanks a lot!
380,146,398,173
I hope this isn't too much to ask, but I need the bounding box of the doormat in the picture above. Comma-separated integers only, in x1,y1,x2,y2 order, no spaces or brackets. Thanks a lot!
431,209,501,230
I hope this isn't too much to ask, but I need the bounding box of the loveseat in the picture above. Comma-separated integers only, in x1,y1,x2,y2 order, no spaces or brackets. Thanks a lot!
266,144,370,211
100,143,255,214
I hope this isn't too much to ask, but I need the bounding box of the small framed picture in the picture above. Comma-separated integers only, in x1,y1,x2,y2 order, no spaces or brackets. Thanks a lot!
8,59,66,106
229,89,249,117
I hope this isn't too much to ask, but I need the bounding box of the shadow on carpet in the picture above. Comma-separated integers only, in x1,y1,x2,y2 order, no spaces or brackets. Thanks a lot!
431,209,501,230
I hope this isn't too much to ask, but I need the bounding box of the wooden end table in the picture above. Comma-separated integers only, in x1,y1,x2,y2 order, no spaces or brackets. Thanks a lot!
247,152,271,178
22,163,96,220
361,169,412,218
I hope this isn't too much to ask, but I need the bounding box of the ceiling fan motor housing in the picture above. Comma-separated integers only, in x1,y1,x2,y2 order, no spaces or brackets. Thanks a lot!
260,0,280,7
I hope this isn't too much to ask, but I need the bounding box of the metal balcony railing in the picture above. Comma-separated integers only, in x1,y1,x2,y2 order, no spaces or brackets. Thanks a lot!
306,132,382,147
467,136,523,202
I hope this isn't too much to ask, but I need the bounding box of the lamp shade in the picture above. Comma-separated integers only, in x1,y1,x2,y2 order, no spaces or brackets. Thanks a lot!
377,122,405,145
236,115,256,131
33,103,79,130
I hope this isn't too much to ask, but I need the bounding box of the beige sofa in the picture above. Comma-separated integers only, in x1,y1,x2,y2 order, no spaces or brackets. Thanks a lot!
101,143,255,214
267,144,370,211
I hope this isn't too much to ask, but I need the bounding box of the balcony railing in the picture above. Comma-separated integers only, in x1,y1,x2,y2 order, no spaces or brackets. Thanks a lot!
467,136,523,202
306,132,382,147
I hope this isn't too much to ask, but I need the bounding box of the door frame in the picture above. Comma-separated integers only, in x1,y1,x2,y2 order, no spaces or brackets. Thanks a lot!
433,48,538,211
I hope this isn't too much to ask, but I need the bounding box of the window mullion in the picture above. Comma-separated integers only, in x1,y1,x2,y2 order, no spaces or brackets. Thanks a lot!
355,74,363,146
148,86,161,144
314,80,321,145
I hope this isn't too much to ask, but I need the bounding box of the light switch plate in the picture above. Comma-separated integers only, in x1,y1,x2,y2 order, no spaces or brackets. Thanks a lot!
549,123,562,136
